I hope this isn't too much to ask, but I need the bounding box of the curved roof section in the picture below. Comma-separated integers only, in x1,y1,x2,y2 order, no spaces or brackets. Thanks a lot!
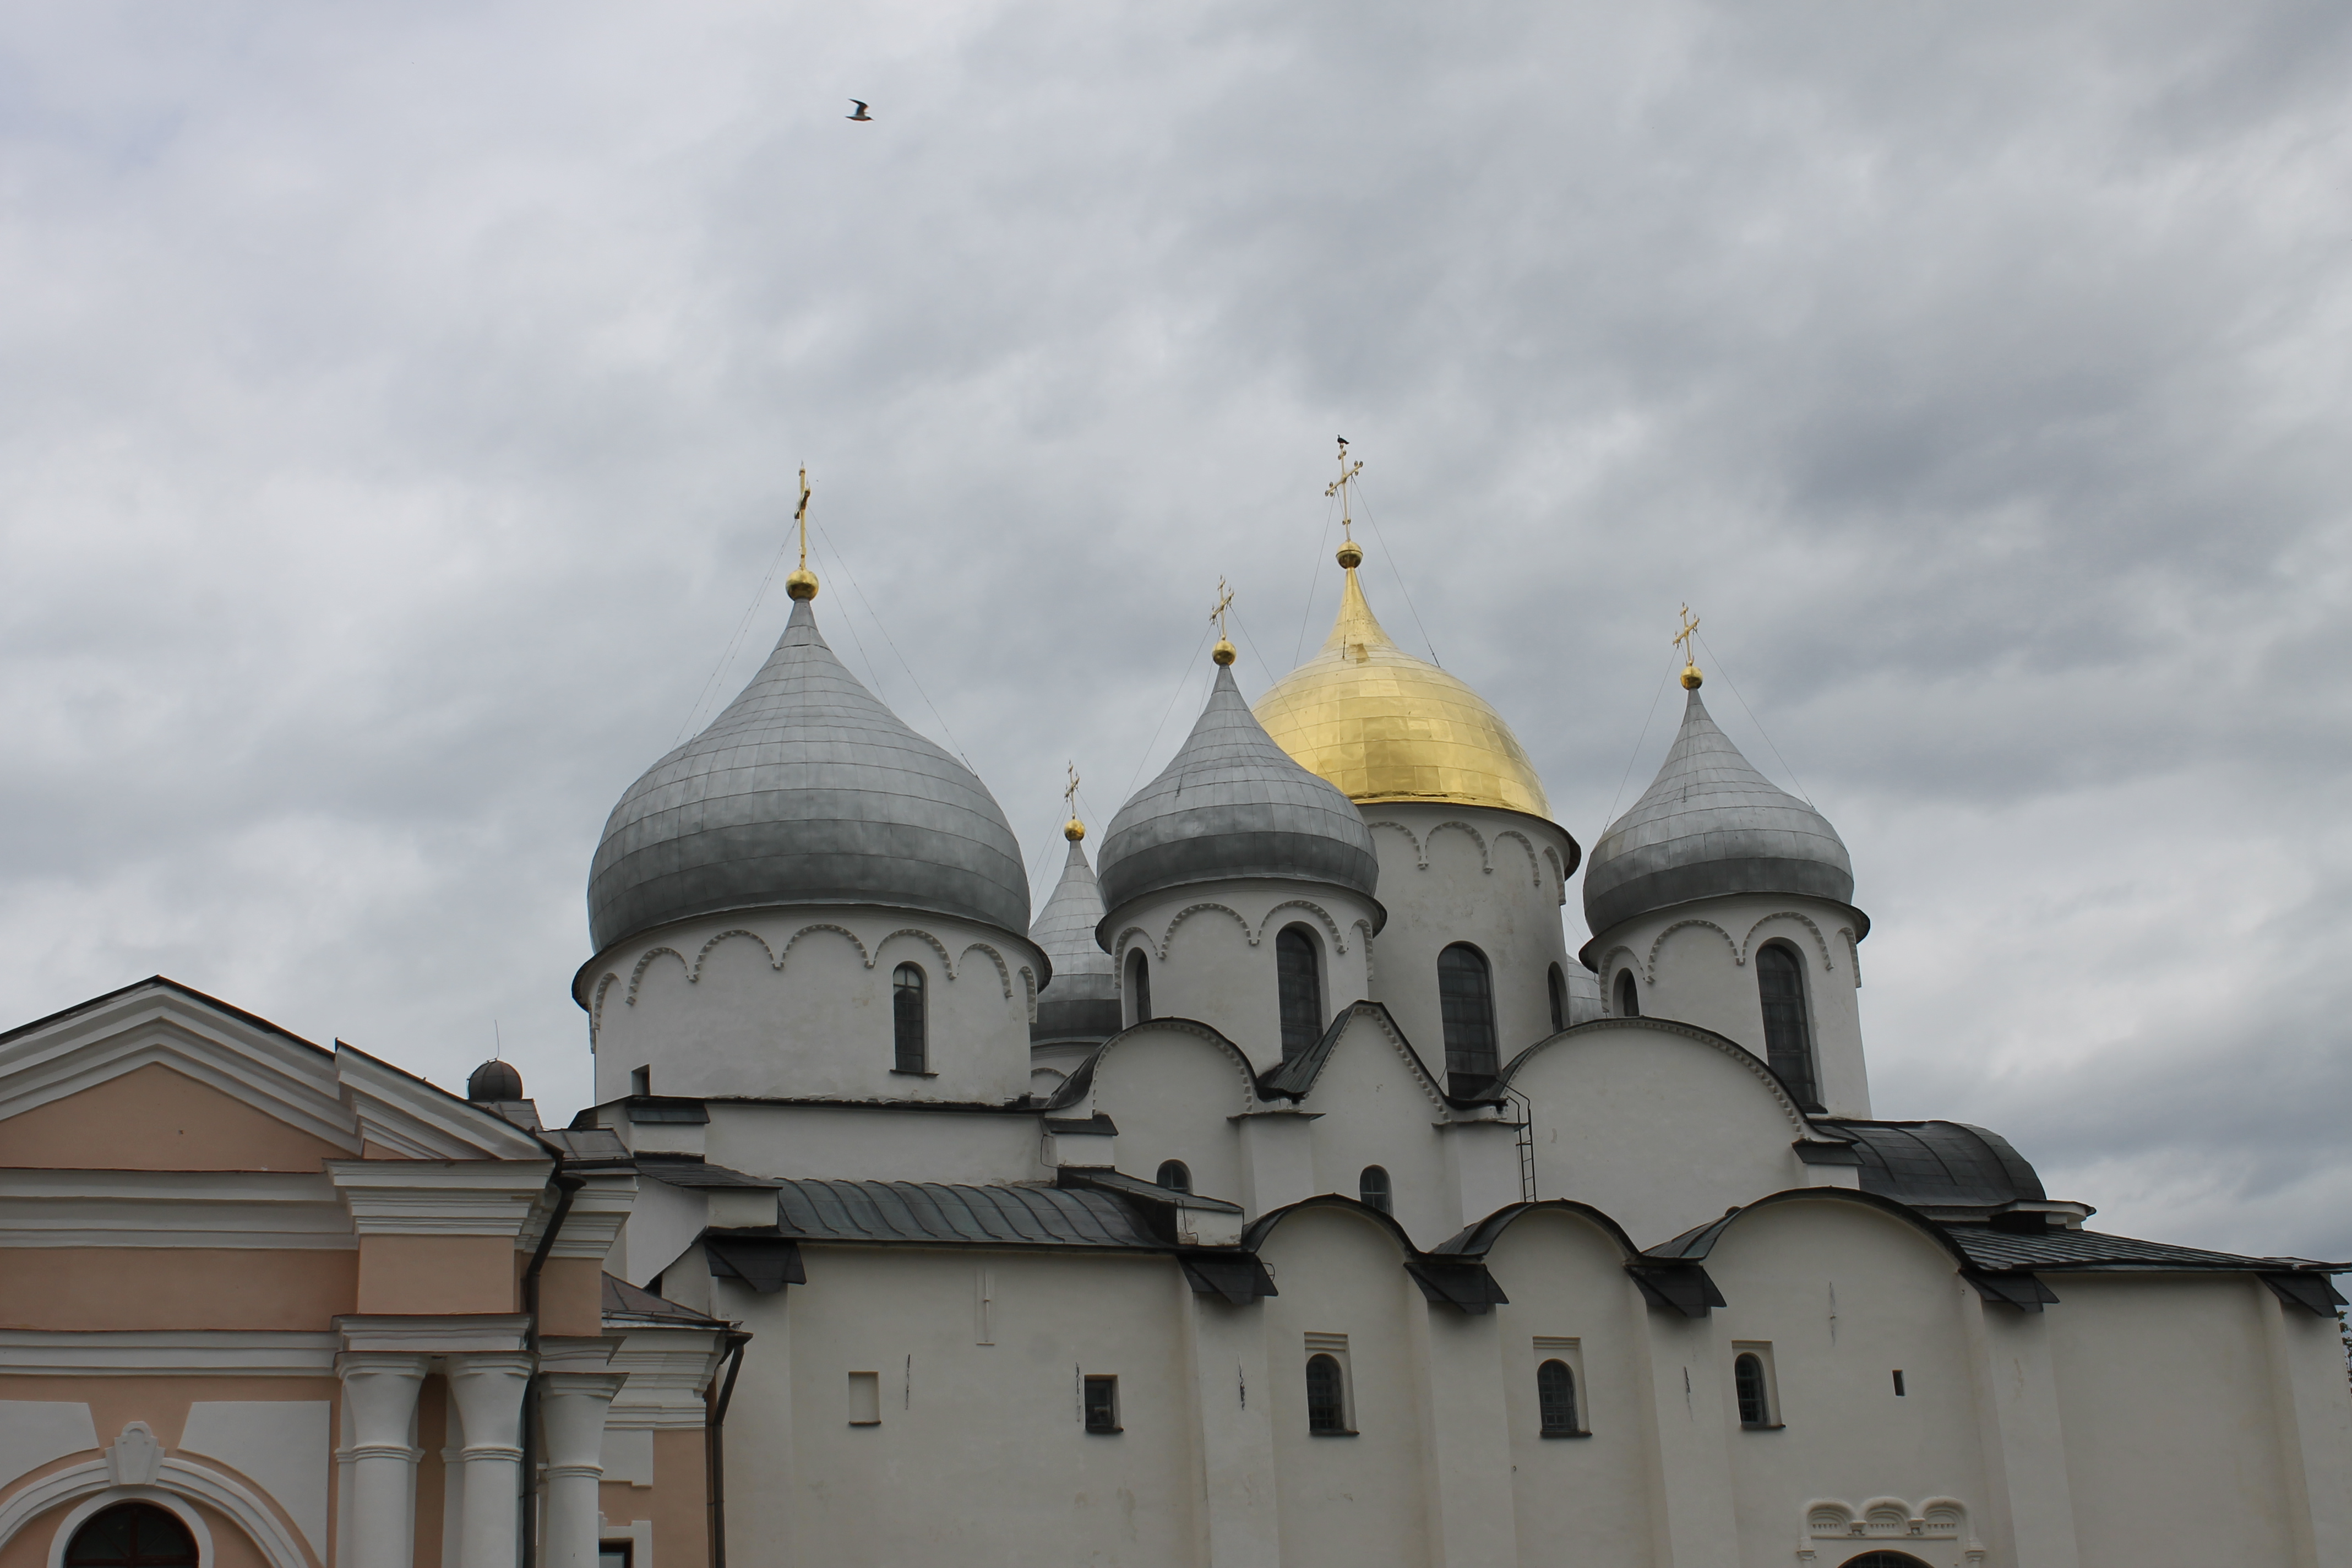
1096,663,1380,918
1254,563,1553,819
1030,838,1121,1044
1826,1120,2048,1208
588,597,1031,954
1582,689,1860,938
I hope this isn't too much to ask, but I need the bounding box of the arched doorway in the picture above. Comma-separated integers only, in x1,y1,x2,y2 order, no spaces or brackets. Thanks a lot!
64,1502,199,1567
1840,1553,1933,1568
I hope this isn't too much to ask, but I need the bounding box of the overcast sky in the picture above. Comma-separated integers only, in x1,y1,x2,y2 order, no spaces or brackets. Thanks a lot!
3,2,2348,1257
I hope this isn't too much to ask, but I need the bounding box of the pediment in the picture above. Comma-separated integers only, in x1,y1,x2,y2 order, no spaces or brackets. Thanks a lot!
0,978,543,1168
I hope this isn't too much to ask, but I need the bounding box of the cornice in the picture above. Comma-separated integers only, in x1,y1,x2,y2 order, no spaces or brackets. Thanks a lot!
0,1169,353,1250
0,1329,337,1377
326,1161,553,1239
335,1314,532,1355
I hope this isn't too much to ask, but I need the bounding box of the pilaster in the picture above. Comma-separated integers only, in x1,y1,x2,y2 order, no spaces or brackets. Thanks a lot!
1178,1278,1279,1565
1404,1298,1519,1566
1959,1287,2081,1568
334,1351,428,1568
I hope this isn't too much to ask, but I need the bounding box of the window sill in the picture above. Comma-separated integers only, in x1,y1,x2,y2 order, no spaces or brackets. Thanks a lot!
1539,1430,1592,1440
1739,1422,1785,1432
1084,1425,1123,1435
848,1420,880,1428
887,1068,939,1078
1308,1429,1359,1438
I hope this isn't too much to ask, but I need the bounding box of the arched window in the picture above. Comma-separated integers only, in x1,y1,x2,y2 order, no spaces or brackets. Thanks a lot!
892,963,927,1072
1156,1159,1190,1193
1126,948,1153,1025
1756,944,1820,1110
65,1503,199,1567
1305,1353,1349,1433
1547,963,1568,1033
1734,1352,1772,1427
1358,1164,1391,1213
1437,944,1498,1082
1276,925,1323,1061
1614,969,1640,1018
1537,1359,1579,1435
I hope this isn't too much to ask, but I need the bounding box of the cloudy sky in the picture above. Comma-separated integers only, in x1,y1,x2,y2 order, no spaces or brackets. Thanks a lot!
3,2,2348,1256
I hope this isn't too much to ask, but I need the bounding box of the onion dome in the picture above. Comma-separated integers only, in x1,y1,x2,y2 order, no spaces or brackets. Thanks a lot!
466,1059,525,1102
1582,683,1864,938
1096,661,1380,919
1254,548,1552,820
588,596,1031,954
1029,824,1120,1044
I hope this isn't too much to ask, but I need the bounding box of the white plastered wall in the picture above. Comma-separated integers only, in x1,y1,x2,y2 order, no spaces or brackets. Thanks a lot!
1359,804,1577,1067
582,905,1045,1105
1586,891,1872,1117
1103,879,1379,1071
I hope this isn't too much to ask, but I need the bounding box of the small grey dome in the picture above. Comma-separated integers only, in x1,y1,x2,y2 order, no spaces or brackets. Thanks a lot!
1096,664,1380,921
467,1059,524,1102
1030,837,1120,1045
589,598,1031,954
1582,689,1864,938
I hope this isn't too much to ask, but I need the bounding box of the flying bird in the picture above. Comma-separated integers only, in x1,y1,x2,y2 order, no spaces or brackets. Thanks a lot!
847,100,873,121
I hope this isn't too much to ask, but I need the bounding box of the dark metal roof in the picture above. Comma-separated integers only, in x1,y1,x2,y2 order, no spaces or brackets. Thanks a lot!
774,1178,1158,1249
1827,1119,2047,1207
1583,690,1863,939
1945,1226,2343,1275
634,1155,782,1190
588,597,1033,955
1096,663,1380,921
602,1271,721,1324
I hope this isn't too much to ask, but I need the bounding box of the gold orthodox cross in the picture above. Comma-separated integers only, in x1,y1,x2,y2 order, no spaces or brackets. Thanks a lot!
1064,762,1081,815
1325,439,1364,543
1674,603,1700,660
1210,577,1235,639
795,466,812,571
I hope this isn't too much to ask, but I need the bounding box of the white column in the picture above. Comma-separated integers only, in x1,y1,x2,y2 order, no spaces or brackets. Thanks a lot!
337,1353,428,1568
1959,1287,2082,1568
541,1372,629,1568
1178,1280,1280,1564
1406,1298,1520,1567
448,1352,534,1568
1626,1304,1740,1566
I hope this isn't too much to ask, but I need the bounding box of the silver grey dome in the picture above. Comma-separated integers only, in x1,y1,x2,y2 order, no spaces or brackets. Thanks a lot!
1582,689,1864,938
1095,663,1380,922
589,597,1031,954
1029,837,1120,1045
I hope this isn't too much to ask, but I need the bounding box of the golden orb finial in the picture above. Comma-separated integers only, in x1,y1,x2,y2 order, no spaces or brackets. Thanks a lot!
1681,661,1703,690
1674,604,1702,688
1212,638,1237,666
1336,538,1363,569
786,567,819,601
1063,816,1086,842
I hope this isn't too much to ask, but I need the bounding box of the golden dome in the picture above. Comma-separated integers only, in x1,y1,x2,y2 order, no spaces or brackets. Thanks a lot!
1253,558,1551,819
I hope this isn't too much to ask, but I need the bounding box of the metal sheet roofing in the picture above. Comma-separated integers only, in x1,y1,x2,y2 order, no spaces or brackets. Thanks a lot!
774,1178,1158,1249
1830,1119,2046,1207
1948,1227,2333,1274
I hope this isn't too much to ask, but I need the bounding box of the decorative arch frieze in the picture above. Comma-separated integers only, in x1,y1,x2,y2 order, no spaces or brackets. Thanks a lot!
689,928,780,982
778,922,871,972
1492,829,1543,887
957,942,1012,999
1841,927,1862,988
1256,899,1349,955
1644,918,1738,982
625,947,688,1006
1335,1005,1450,1113
1588,945,1640,1005
877,927,957,979
589,972,619,1040
1424,819,1492,872
1018,966,1038,1021
1365,817,1426,868
1541,845,1567,907
1161,902,1255,953
1108,926,1156,972
1738,911,1836,973
1353,919,1378,983
1799,1495,1974,1556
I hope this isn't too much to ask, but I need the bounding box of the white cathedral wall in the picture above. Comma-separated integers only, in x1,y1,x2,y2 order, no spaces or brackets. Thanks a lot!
1292,1013,1457,1243
1487,1208,1664,1564
1701,1200,1995,1563
1081,1024,1255,1204
717,1245,1201,1568
1359,804,1577,1065
1504,1020,1823,1248
1105,880,1379,1072
1586,892,1872,1118
581,906,1043,1106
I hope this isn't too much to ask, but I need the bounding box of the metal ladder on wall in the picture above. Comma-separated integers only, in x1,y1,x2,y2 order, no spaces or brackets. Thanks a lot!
1507,1083,1537,1202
